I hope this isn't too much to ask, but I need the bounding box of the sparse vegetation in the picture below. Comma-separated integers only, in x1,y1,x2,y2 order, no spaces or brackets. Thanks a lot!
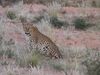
7,11,17,20
82,49,100,75
23,0,64,5
50,16,66,28
15,48,44,68
0,50,5,57
91,0,100,7
50,62,64,71
0,33,16,65
73,18,89,30
0,35,3,46
47,1,62,16
27,52,41,67
5,49,15,58
32,15,44,23
0,44,15,59
92,1,97,7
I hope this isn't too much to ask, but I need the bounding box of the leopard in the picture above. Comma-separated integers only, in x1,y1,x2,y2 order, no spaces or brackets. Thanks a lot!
21,18,63,59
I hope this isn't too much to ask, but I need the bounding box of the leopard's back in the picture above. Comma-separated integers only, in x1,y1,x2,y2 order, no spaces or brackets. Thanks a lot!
36,32,62,59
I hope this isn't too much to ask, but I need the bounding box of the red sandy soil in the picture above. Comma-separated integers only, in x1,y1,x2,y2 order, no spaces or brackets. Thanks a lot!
53,29,100,49
62,7,100,17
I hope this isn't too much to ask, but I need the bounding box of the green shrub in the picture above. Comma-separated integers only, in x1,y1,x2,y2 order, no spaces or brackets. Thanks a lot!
17,50,43,67
50,16,66,28
23,0,60,5
0,49,15,58
27,54,40,67
0,35,3,46
4,39,15,45
0,50,5,57
48,60,68,75
7,11,17,20
83,59,100,75
1,61,8,65
5,49,15,58
73,18,89,30
51,62,64,71
32,16,44,23
91,1,97,7
0,0,21,7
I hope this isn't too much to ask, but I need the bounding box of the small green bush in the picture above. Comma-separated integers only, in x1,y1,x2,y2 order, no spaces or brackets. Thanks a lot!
23,0,56,5
4,39,15,45
32,16,44,23
1,61,8,65
73,18,88,30
83,60,100,75
0,0,21,7
0,50,5,57
5,49,15,58
50,16,66,28
51,62,64,71
17,50,43,67
91,1,97,7
27,54,40,67
0,35,3,46
7,11,17,20
0,49,15,58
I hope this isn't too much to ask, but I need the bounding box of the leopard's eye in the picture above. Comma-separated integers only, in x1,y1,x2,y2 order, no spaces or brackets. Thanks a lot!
25,32,31,36
25,32,30,35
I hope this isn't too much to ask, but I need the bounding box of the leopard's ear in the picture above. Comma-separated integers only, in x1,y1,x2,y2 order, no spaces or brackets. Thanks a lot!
20,17,33,27
32,26,38,31
20,17,27,25
34,26,38,29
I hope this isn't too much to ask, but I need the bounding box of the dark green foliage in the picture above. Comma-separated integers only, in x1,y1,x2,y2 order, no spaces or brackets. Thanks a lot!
51,63,64,71
50,16,66,28
23,0,53,5
5,49,15,58
32,16,44,23
83,60,100,75
27,54,40,67
0,50,5,57
0,49,15,58
4,39,15,45
7,11,17,20
17,50,43,67
1,61,8,65
92,1,97,7
27,51,44,67
0,0,21,7
0,35,3,46
73,18,88,30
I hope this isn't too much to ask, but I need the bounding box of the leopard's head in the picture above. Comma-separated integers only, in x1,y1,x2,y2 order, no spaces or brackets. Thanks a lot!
21,17,38,36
